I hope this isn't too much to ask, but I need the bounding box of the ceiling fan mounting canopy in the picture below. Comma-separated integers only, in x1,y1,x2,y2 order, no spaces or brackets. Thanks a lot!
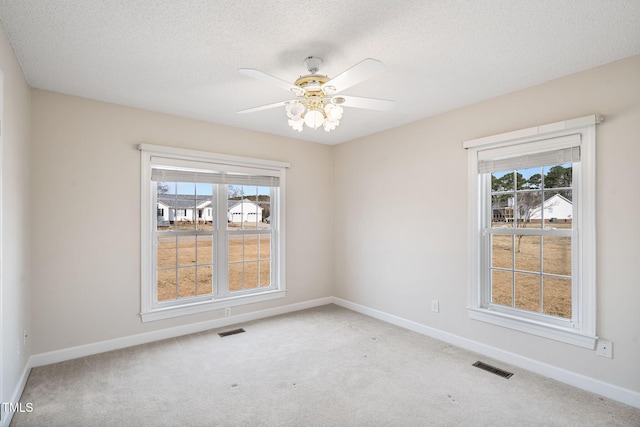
303,56,323,74
238,56,395,133
293,57,330,95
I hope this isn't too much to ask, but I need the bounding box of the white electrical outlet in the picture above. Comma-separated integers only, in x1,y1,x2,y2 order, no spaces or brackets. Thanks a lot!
596,339,613,358
431,300,439,313
224,307,231,317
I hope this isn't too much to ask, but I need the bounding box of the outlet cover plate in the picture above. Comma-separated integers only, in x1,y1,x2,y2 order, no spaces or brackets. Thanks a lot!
596,339,612,358
431,300,439,313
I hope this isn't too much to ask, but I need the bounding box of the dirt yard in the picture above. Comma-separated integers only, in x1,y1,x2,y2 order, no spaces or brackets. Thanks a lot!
490,222,572,318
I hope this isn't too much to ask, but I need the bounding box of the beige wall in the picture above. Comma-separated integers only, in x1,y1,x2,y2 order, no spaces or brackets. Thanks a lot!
333,55,640,391
0,27,32,406
29,90,334,354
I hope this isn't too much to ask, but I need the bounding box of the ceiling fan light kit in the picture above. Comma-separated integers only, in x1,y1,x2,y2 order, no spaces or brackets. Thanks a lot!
285,100,343,133
238,56,395,133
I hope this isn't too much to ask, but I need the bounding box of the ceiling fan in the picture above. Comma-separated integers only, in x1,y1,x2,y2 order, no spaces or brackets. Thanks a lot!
237,56,395,132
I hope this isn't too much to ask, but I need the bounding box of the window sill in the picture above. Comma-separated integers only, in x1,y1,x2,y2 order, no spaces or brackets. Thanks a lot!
467,307,597,349
141,289,286,322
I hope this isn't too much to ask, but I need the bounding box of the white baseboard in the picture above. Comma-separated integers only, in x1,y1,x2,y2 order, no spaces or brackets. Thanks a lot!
31,297,333,368
1,361,32,427
331,297,640,409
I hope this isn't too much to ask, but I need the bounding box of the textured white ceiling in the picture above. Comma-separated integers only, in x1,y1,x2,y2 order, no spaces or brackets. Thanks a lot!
1,0,639,145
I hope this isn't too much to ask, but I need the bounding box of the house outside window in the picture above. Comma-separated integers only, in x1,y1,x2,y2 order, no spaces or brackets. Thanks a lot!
139,144,289,322
463,115,601,348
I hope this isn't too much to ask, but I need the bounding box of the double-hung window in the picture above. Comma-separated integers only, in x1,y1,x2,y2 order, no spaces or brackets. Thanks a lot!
139,144,289,322
464,115,601,348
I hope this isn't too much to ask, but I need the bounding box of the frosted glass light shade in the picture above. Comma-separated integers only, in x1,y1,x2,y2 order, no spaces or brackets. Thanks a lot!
325,104,343,121
288,119,304,132
304,109,324,129
285,100,343,132
286,102,304,119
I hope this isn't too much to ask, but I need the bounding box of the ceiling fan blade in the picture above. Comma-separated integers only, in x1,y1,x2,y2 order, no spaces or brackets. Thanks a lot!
239,68,299,93
237,100,288,114
322,58,385,93
334,95,395,111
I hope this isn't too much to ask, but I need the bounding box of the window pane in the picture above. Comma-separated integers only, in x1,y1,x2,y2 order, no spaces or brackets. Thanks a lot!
228,235,243,263
227,185,270,230
491,270,512,307
196,265,213,296
228,200,247,229
156,181,173,231
543,276,572,318
491,171,514,224
259,260,271,287
178,267,196,298
196,183,214,231
492,171,514,192
177,236,196,267
260,234,271,259
491,234,512,269
178,182,197,230
544,164,572,189
523,169,542,190
259,202,271,230
492,205,512,225
228,185,247,229
542,190,573,225
157,236,176,269
157,269,176,301
516,190,542,228
228,263,243,292
517,167,541,190
543,236,571,276
244,261,259,289
514,272,540,312
157,181,200,231
196,235,213,265
244,234,259,261
514,235,540,273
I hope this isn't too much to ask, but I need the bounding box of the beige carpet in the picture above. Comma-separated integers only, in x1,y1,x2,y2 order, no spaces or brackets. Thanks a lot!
11,305,640,426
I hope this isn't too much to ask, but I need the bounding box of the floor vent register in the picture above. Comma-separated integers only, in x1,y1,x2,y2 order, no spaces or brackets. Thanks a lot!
472,361,514,379
218,328,246,337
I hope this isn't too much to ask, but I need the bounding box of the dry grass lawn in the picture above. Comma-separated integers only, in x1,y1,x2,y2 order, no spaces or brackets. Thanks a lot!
156,222,271,301
155,220,572,319
491,221,572,318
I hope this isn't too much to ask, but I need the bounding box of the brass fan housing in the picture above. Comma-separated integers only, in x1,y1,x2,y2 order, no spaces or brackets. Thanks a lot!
294,74,330,88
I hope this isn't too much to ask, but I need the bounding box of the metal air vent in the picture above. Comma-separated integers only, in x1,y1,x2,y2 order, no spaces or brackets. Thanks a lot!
472,361,514,379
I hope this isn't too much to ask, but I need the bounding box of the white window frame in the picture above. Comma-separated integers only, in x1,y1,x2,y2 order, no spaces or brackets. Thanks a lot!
463,115,602,349
139,144,289,322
